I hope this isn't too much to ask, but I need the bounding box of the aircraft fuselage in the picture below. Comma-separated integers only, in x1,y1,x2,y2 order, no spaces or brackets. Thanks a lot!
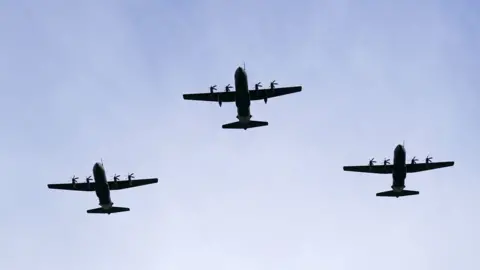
234,67,251,123
392,144,407,192
92,162,113,209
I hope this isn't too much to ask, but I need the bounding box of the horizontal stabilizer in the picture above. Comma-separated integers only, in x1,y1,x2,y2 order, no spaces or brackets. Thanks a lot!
222,120,268,130
87,206,130,214
376,190,419,197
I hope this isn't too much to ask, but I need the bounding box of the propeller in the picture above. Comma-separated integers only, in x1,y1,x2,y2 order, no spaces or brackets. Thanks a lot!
412,157,418,164
85,176,92,190
411,156,418,164
368,158,376,166
383,158,391,165
426,155,433,163
264,80,278,104
127,173,135,186
270,80,278,89
225,84,232,92
210,85,217,93
71,175,79,183
113,174,120,182
255,82,262,91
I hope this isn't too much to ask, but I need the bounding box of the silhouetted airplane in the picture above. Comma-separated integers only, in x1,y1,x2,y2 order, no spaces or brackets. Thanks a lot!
47,162,158,214
182,66,302,130
343,144,454,197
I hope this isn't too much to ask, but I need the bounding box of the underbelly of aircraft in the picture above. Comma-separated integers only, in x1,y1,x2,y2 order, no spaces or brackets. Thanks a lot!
100,202,113,209
237,115,251,123
392,185,405,192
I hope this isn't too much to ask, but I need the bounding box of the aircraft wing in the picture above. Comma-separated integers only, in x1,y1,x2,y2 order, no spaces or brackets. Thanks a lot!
249,86,302,101
47,182,95,191
343,165,393,174
108,178,158,190
406,161,454,173
183,91,236,102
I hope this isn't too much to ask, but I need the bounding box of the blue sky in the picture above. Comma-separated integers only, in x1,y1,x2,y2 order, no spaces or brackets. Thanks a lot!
1,1,479,269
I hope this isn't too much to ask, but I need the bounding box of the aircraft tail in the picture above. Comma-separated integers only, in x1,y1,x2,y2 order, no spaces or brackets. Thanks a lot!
376,190,419,197
222,120,268,130
86,206,130,214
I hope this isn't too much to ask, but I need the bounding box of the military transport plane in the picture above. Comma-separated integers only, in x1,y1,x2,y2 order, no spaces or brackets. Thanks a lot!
47,162,158,214
343,144,454,198
182,66,302,130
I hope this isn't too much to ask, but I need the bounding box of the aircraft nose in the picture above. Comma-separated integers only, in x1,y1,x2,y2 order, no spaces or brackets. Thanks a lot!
93,162,102,171
235,67,244,77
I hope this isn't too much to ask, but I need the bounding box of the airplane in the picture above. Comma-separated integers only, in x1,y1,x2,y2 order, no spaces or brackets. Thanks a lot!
343,144,454,198
182,66,302,130
47,162,158,214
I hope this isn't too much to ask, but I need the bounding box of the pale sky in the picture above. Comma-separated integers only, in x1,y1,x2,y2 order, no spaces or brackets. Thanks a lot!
1,1,479,270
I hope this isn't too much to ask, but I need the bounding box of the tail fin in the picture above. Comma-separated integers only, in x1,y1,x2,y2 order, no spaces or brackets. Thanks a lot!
87,206,130,214
222,120,268,130
376,190,419,197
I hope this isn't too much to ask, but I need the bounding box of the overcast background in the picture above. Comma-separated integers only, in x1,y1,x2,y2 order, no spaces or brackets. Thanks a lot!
1,1,478,270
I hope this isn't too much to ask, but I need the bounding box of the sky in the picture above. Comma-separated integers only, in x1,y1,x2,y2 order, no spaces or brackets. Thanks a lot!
0,0,479,269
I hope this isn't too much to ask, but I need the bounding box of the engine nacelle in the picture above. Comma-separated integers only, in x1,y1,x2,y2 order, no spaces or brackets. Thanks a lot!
127,173,134,186
255,82,262,91
368,158,376,168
